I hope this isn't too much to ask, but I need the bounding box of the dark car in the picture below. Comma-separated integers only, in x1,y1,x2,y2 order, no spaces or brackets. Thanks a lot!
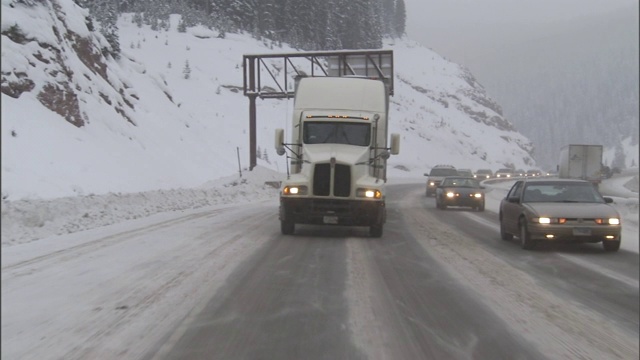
474,169,493,179
495,168,514,179
425,165,459,197
499,179,622,251
435,177,485,211
525,169,542,177
457,168,474,178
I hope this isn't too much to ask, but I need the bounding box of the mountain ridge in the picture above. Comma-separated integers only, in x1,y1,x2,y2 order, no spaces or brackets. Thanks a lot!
1,0,536,200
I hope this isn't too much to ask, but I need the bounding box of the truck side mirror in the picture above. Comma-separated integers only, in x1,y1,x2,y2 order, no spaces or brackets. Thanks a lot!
275,128,285,156
390,133,400,155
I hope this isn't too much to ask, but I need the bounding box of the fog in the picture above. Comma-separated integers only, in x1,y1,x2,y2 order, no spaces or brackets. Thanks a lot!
404,0,639,169
404,0,636,67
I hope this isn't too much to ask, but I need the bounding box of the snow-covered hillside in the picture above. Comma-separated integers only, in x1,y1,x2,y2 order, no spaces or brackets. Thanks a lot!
1,0,536,201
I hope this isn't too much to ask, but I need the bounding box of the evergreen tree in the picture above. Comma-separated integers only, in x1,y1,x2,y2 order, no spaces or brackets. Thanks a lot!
133,12,143,28
80,0,121,59
178,17,187,32
183,60,191,79
394,0,406,37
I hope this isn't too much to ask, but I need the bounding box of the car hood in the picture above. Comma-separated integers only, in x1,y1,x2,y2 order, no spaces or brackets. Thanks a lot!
524,202,620,218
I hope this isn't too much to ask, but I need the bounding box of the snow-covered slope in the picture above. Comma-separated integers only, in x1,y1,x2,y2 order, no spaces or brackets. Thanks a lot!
2,0,534,201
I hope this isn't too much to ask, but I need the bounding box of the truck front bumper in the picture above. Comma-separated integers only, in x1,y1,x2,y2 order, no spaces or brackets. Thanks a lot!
280,197,385,226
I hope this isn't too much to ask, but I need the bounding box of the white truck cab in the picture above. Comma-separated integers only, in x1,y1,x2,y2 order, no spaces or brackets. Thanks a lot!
275,76,399,237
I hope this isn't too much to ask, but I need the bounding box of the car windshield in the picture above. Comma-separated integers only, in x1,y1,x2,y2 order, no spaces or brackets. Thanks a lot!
303,121,370,146
523,183,604,203
430,168,459,176
442,178,480,187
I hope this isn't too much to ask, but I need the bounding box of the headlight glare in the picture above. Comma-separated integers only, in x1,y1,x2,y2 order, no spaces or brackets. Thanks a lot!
357,188,382,199
283,185,307,195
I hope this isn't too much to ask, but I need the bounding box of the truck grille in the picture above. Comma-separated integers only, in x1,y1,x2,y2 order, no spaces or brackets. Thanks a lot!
313,163,351,197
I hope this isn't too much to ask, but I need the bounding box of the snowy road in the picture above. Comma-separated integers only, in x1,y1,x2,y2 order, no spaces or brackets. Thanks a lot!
2,184,638,360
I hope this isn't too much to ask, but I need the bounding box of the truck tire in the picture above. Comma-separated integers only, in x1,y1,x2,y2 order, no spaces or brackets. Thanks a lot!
370,223,383,238
281,220,294,235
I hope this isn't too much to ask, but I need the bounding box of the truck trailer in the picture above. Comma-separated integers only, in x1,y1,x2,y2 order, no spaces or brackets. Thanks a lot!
558,144,603,185
275,76,400,237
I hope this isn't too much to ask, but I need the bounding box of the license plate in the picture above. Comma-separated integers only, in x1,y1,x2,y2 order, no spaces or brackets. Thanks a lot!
573,227,592,236
323,216,338,224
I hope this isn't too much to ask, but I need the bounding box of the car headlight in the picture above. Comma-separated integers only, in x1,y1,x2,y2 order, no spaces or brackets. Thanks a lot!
282,185,308,195
356,188,382,199
446,192,455,198
429,182,435,186
595,218,620,225
473,193,482,198
534,217,566,224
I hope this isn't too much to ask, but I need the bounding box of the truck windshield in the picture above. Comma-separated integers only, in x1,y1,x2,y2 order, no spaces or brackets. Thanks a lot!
303,122,371,146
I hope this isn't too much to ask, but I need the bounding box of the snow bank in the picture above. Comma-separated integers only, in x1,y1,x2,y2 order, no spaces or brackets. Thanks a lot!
1,166,283,247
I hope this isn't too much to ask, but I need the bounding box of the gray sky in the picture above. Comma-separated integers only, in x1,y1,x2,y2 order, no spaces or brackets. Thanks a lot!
404,0,638,68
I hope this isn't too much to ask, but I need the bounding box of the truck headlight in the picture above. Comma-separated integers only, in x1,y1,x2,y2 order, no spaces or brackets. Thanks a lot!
283,185,307,195
356,188,382,199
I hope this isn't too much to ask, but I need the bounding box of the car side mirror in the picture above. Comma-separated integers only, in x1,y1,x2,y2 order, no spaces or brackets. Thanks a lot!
507,196,520,203
603,197,613,204
480,186,485,189
424,173,429,177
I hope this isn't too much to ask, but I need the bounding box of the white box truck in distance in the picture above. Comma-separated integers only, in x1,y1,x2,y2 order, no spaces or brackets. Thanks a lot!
558,144,603,184
275,76,400,237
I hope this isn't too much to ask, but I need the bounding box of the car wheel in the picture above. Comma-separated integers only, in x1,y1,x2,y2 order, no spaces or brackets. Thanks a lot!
602,239,621,252
519,220,536,250
499,216,513,241
281,220,294,235
477,202,485,212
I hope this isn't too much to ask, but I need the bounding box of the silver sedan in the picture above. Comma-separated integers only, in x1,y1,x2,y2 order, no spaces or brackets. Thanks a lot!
499,179,622,251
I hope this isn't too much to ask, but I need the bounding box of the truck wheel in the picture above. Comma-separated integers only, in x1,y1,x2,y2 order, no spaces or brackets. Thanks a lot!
519,220,536,250
370,223,383,238
602,239,621,252
281,220,294,235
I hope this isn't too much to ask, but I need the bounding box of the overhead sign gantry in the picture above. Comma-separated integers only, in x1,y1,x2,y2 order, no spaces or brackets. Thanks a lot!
242,49,394,170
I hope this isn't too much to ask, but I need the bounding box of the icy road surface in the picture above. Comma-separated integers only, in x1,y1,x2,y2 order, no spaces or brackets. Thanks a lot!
3,180,638,360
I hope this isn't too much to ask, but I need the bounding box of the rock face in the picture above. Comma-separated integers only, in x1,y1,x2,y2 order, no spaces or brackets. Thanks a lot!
1,1,538,200
1,0,134,127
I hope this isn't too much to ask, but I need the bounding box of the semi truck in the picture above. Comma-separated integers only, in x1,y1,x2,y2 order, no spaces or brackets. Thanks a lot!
558,144,603,185
275,76,400,237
